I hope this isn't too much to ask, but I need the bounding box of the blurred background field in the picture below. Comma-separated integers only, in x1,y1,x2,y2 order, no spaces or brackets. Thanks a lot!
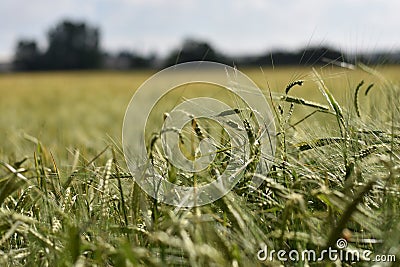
1,65,399,164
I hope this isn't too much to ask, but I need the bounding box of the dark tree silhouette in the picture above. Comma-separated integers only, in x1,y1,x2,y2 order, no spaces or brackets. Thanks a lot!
117,51,154,69
44,20,101,69
102,51,156,70
234,46,346,67
11,20,399,72
163,39,225,67
13,40,42,70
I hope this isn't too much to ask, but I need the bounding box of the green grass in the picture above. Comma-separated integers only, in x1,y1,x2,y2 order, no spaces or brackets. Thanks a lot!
0,65,399,266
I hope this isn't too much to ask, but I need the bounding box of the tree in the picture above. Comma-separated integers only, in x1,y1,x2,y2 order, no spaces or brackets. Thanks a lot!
44,20,101,69
116,51,154,69
163,39,225,67
13,40,42,70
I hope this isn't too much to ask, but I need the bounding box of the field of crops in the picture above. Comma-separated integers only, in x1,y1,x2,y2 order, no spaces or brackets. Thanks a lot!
0,65,399,266
1,65,398,158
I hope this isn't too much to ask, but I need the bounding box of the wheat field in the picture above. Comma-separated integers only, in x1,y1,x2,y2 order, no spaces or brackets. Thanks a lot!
0,65,399,266
1,66,398,158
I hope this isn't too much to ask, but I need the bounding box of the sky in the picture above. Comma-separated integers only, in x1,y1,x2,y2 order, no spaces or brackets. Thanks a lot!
1,0,399,62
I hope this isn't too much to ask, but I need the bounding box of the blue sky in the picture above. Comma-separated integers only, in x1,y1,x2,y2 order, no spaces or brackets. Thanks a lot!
1,0,399,61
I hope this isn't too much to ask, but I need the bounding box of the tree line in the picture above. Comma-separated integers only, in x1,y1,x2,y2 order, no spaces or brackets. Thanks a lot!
13,19,400,71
